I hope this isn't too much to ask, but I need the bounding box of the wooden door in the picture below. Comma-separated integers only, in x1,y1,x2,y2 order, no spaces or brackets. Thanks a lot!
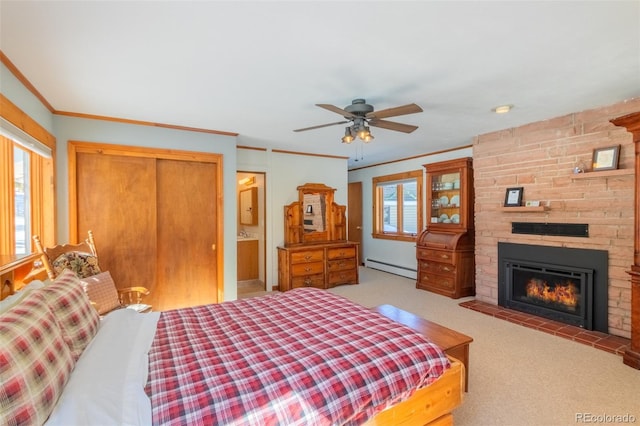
76,153,158,295
156,159,218,310
348,181,363,265
71,142,222,311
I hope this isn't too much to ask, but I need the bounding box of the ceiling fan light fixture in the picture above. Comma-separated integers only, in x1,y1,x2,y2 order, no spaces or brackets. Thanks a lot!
342,126,355,144
357,125,371,140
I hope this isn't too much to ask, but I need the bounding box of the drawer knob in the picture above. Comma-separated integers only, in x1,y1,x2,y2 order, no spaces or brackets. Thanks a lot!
304,278,312,286
304,255,312,260
304,267,312,272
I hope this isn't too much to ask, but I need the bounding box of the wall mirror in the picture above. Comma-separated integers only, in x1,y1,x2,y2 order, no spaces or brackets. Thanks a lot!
239,187,258,225
283,183,346,246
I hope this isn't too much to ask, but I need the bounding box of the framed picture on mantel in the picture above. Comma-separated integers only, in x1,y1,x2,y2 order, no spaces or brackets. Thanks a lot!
592,145,620,171
504,187,523,207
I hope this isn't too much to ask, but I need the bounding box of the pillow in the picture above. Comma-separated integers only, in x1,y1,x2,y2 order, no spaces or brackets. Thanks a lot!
0,291,75,426
0,280,46,314
51,251,101,279
80,271,121,316
46,309,161,426
39,270,100,360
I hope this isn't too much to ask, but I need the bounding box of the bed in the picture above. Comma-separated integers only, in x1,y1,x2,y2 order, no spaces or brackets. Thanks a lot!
1,270,464,426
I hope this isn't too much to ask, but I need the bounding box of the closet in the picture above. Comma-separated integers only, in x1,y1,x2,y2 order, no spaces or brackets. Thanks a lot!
69,142,223,311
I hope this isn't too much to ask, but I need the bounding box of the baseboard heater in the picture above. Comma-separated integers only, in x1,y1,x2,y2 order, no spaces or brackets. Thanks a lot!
366,258,417,279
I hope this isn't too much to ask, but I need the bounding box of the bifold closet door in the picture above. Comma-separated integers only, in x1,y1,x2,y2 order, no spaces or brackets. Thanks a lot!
75,151,218,311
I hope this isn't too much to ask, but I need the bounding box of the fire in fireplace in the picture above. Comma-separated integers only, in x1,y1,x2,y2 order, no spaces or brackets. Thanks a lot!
498,243,608,332
505,261,593,329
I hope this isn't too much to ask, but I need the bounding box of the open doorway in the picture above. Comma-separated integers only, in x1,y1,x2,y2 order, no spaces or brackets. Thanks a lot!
236,171,266,298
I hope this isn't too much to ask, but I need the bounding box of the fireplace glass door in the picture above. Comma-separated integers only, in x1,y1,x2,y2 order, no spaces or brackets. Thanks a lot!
506,261,594,329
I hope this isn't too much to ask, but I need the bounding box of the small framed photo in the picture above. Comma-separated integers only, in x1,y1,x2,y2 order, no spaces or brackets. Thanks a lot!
504,187,524,207
592,145,620,171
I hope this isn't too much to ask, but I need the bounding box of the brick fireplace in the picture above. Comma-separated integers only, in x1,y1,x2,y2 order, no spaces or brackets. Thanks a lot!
473,98,640,339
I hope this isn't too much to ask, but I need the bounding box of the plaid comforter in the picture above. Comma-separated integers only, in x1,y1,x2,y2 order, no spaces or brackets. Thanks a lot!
145,288,450,426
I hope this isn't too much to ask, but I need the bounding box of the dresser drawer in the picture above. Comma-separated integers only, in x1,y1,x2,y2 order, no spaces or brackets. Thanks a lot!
327,246,356,260
291,261,324,276
419,260,456,275
328,269,357,285
417,271,455,289
417,247,454,264
290,250,324,264
327,257,356,272
292,274,325,289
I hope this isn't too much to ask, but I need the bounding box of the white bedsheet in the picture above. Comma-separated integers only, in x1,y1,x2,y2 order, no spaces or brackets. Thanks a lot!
46,309,160,426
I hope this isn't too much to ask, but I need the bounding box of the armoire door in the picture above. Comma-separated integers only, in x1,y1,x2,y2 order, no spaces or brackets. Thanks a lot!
72,143,221,311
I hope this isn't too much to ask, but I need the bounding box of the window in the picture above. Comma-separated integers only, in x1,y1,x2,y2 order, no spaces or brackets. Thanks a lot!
0,109,55,256
372,170,423,241
14,146,30,254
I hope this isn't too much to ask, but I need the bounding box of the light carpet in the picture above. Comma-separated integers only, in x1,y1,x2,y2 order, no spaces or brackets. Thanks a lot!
326,267,640,426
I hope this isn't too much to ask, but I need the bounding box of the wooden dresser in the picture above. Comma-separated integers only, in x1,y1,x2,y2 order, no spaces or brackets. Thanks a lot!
278,242,359,291
416,232,475,298
277,183,359,292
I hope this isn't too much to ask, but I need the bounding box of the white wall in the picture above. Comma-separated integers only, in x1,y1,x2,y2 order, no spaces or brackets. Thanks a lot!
237,148,348,289
348,147,472,279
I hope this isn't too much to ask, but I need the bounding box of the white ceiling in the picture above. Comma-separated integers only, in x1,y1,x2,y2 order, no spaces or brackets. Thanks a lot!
1,1,639,169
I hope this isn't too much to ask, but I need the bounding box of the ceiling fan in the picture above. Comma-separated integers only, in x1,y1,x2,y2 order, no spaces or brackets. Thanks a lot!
293,98,423,143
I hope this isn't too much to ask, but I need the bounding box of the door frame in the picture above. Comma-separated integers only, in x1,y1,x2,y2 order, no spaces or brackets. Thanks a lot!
67,140,225,301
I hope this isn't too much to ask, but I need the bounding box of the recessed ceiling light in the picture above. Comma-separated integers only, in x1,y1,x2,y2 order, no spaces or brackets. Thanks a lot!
493,104,513,114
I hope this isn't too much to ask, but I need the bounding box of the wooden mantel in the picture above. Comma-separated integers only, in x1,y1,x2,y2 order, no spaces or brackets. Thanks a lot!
611,111,640,369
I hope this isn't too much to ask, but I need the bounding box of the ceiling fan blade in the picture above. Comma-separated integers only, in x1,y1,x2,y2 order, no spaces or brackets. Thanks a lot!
293,120,349,132
366,103,423,119
369,119,418,133
316,104,357,118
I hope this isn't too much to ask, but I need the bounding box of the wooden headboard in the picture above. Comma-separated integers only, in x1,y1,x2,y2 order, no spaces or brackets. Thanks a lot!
0,253,45,301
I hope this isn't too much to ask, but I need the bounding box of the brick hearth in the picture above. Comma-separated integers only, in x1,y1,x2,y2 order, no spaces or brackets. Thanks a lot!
459,299,630,356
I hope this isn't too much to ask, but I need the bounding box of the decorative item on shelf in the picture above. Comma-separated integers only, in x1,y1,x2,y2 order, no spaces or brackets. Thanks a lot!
525,200,540,207
504,187,524,207
592,145,621,171
573,160,587,174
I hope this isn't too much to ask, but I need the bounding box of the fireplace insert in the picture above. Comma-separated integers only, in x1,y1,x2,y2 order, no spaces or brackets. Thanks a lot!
505,261,593,329
498,243,608,332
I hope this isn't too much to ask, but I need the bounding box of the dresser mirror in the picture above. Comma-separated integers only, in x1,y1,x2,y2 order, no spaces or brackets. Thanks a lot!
303,193,326,232
284,183,346,246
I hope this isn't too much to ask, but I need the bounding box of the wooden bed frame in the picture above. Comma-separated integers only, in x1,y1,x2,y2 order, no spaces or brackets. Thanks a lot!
366,357,464,426
366,305,467,426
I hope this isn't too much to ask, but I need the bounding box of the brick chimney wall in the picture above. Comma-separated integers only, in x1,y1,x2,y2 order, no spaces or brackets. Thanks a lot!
473,98,640,338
